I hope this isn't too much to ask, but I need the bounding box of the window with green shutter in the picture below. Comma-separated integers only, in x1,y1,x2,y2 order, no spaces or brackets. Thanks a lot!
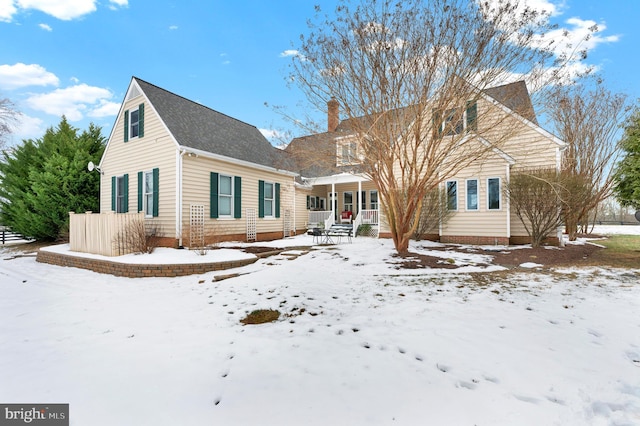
211,172,241,218
258,180,278,218
124,103,144,142
112,174,129,213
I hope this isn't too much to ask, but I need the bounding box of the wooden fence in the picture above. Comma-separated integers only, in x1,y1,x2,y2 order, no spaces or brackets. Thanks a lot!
69,211,145,256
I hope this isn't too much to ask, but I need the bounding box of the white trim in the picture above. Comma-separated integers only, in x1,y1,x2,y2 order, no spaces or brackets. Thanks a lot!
506,164,511,238
303,172,370,186
176,149,186,245
465,178,479,211
99,78,182,170
180,145,298,177
446,179,458,211
217,174,235,218
479,90,566,148
486,177,502,211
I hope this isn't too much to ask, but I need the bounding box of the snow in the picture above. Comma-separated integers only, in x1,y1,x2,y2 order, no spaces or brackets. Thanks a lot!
1,229,639,425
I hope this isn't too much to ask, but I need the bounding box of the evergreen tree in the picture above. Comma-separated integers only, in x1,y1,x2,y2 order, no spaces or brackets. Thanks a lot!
614,109,640,210
0,117,105,240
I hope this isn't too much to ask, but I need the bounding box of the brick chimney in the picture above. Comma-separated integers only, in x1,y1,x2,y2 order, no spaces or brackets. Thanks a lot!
327,98,339,132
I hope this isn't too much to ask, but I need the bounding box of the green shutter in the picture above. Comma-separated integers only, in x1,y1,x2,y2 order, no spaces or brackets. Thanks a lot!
466,101,477,131
111,176,116,211
138,103,145,138
234,176,242,219
123,174,129,213
258,180,265,218
124,110,129,142
137,171,143,212
152,168,159,217
275,183,281,218
306,195,310,209
210,172,219,218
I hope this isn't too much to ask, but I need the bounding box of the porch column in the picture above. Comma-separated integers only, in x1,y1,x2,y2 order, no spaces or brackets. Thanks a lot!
331,182,336,218
357,180,362,216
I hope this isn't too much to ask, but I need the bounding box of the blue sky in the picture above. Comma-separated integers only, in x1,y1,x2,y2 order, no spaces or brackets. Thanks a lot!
0,0,638,147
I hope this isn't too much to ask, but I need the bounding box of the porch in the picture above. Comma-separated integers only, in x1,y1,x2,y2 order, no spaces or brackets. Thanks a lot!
307,209,379,238
304,172,380,238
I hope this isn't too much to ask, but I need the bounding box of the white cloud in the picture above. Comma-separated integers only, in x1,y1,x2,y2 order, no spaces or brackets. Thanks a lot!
109,0,127,6
259,128,289,146
280,50,300,58
169,25,178,30
0,63,59,90
70,76,80,84
0,0,18,22
12,114,45,141
25,84,113,121
15,0,97,20
536,17,619,59
88,99,120,118
38,23,52,31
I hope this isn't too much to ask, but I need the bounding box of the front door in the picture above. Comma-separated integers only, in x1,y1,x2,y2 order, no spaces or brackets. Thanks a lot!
328,192,338,220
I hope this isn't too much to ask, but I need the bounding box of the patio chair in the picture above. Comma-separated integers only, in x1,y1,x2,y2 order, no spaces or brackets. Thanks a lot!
311,227,323,244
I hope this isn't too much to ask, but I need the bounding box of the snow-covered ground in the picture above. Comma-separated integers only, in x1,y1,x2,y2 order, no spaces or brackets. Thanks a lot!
1,228,639,425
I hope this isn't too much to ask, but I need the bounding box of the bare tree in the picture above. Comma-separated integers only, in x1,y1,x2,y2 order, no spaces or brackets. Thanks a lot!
0,97,20,150
505,168,564,247
289,0,585,253
544,81,630,240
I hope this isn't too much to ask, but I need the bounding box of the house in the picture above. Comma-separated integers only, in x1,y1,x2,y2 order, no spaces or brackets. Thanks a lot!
286,81,566,245
92,77,563,251
97,77,302,248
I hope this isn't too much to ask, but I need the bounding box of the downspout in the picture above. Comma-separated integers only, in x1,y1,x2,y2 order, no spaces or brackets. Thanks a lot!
556,145,566,247
176,148,187,247
506,164,511,244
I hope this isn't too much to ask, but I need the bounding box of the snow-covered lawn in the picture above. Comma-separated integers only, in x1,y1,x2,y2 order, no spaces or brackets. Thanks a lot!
1,230,639,425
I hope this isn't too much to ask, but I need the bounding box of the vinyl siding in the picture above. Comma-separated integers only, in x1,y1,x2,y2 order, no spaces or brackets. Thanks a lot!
441,155,509,238
100,91,177,237
181,154,296,240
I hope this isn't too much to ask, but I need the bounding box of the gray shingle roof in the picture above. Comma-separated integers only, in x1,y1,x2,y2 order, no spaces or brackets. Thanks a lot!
134,77,287,170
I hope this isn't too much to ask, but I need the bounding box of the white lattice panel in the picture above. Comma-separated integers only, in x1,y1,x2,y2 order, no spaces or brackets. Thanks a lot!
246,208,257,242
190,204,205,248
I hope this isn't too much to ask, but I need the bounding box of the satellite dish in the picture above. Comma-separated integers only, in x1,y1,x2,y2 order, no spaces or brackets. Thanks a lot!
88,161,95,172
635,210,640,223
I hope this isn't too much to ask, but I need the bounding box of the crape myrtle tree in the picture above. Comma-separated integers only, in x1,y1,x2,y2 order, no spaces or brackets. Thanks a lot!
544,80,630,240
504,168,565,247
288,0,584,253
0,117,106,240
614,108,640,210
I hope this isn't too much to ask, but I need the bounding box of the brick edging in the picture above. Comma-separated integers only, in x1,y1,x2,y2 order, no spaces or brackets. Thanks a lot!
36,249,258,278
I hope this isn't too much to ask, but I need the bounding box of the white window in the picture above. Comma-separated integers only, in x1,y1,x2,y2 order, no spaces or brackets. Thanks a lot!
219,175,233,217
446,180,458,211
466,178,478,211
339,141,359,165
487,177,501,210
144,171,154,217
436,101,477,136
129,107,140,139
264,182,274,217
370,190,378,210
116,175,126,213
343,191,353,212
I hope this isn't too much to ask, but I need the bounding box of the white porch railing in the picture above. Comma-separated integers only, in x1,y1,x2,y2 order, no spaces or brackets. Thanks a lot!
353,209,379,238
308,211,333,229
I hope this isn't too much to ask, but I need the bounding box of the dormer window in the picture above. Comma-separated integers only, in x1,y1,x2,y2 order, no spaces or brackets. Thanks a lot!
130,108,140,139
124,103,145,142
337,139,359,166
433,100,477,137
